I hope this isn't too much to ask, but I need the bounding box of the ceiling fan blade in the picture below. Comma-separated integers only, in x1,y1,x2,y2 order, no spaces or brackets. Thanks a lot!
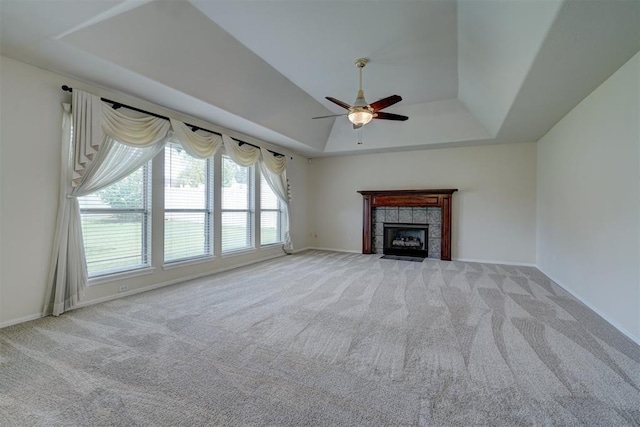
326,97,352,110
369,95,402,112
353,123,363,130
312,114,348,119
374,112,409,121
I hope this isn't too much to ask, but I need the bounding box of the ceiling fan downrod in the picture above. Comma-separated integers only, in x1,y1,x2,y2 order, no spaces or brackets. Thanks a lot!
354,58,369,107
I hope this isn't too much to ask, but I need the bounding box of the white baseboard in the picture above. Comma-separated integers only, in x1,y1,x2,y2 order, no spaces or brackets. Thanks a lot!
454,257,537,267
536,265,640,346
0,312,44,329
291,246,312,254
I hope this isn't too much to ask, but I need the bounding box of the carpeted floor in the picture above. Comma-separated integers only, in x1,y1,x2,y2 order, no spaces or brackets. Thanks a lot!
1,250,639,426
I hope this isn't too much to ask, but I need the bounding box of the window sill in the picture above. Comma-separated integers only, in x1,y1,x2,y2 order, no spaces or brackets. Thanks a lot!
260,242,283,249
162,256,216,271
88,266,155,286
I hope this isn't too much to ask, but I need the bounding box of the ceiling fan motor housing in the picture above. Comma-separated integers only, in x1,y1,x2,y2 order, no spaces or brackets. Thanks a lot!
353,90,370,108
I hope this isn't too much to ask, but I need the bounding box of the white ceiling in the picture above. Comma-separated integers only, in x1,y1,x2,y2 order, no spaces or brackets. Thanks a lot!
192,0,459,108
1,0,639,156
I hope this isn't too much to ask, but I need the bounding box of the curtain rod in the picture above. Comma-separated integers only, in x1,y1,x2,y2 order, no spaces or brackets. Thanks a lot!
61,85,287,158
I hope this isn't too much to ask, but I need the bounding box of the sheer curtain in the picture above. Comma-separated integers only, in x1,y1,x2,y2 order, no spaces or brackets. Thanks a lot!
259,148,292,252
44,91,170,316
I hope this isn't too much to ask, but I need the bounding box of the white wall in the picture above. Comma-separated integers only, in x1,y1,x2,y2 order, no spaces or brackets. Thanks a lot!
0,57,308,327
537,52,640,341
1,57,62,326
308,142,537,264
287,153,309,251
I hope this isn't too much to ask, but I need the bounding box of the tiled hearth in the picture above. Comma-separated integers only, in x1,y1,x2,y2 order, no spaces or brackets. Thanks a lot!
373,207,442,258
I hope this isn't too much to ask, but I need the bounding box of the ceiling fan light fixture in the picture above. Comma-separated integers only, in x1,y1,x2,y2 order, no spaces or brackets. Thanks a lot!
348,109,373,126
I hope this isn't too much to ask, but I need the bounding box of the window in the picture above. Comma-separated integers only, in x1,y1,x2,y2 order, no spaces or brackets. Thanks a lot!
79,163,151,277
164,143,213,263
80,144,285,279
221,156,254,253
260,173,282,246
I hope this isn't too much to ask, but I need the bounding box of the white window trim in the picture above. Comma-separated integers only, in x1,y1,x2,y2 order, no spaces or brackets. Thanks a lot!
80,161,152,279
162,255,216,270
221,156,255,254
163,144,214,264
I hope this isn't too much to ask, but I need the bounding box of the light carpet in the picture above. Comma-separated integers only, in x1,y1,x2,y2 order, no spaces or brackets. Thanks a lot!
1,250,639,426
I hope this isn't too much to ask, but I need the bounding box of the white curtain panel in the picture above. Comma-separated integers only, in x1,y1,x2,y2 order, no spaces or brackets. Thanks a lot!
45,91,169,316
259,148,293,251
76,136,164,195
71,90,102,187
169,118,222,159
43,103,76,316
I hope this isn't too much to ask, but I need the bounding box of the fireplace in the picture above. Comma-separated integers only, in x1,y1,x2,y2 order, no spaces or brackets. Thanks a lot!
357,189,458,261
383,223,429,257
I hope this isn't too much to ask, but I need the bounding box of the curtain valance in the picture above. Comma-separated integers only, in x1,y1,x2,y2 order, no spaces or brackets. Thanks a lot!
222,134,261,166
169,118,222,158
260,147,286,175
102,103,170,147
171,119,288,178
71,91,171,187
71,92,289,182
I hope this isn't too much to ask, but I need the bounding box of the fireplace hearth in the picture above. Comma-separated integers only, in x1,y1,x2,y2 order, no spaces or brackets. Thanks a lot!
383,223,429,257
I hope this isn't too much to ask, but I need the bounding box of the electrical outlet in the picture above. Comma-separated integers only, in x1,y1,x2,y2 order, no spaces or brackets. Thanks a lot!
118,285,128,293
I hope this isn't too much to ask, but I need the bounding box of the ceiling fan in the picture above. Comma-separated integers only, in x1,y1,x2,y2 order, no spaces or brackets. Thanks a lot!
313,58,409,129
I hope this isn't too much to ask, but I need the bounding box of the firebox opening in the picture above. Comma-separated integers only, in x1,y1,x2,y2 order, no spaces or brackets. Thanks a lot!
383,223,429,258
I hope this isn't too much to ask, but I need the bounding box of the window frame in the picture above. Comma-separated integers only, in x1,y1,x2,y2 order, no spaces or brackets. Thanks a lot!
79,161,152,278
221,155,255,254
163,143,214,264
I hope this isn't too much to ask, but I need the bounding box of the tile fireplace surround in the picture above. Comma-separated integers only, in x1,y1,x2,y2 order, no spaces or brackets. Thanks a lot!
357,189,458,261
376,208,440,258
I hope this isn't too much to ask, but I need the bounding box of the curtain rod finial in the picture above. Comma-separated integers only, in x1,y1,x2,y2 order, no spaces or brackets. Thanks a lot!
61,85,73,93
